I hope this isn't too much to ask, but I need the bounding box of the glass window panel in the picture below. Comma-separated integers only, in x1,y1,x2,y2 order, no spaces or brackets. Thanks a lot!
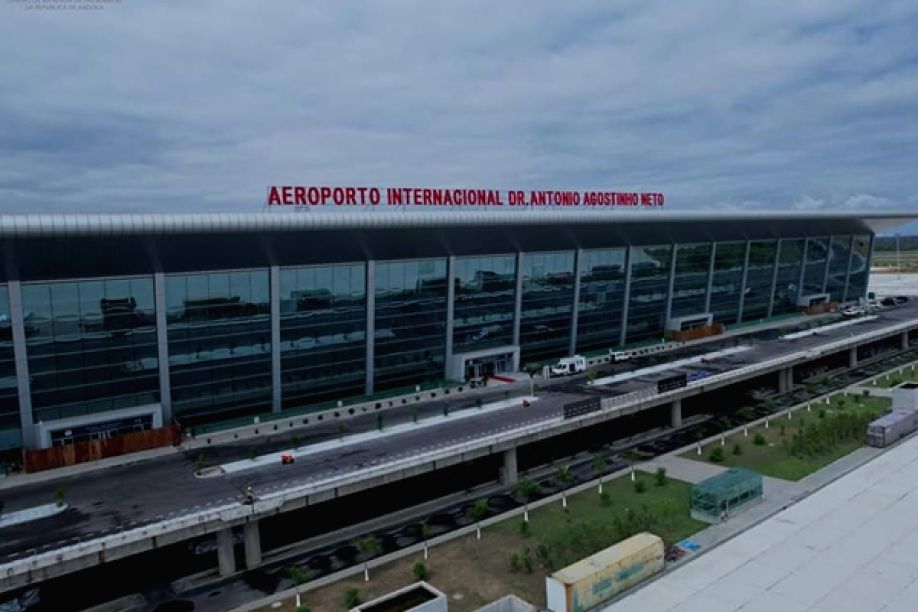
520,251,575,364
453,255,516,353
846,235,871,301
0,285,21,451
802,237,829,295
23,276,160,425
576,248,626,353
772,239,805,315
670,243,712,319
741,240,778,321
626,245,672,345
826,236,852,302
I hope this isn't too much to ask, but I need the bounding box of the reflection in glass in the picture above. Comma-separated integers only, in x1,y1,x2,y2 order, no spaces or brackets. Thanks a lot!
772,239,805,315
741,241,778,321
453,255,516,353
626,245,672,344
520,252,575,363
0,286,20,451
709,242,746,324
802,237,829,295
166,270,271,424
670,243,712,318
280,263,366,410
374,259,447,391
23,277,159,424
576,249,626,353
826,236,852,302
846,235,871,301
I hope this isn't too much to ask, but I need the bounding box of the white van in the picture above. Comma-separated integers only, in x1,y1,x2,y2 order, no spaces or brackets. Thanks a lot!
550,355,587,377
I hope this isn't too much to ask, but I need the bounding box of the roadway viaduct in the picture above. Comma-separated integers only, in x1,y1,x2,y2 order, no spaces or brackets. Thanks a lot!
3,303,918,594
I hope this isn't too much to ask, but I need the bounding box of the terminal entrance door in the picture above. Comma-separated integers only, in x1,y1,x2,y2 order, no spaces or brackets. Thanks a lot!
464,352,513,381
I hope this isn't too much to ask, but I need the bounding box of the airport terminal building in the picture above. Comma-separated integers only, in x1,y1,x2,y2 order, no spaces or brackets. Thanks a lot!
0,210,910,454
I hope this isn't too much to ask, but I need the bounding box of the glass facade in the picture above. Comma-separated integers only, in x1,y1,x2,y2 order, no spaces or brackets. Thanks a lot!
0,226,879,449
279,263,366,410
826,236,853,302
453,255,516,353
670,243,712,318
166,271,271,424
374,259,448,391
741,241,778,321
0,286,20,451
22,277,159,423
576,248,627,353
802,237,829,295
772,239,806,315
626,245,672,344
847,235,871,301
519,252,575,363
709,242,747,324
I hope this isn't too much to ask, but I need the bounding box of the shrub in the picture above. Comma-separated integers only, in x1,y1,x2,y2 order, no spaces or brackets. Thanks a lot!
709,447,725,463
634,479,647,493
411,410,419,423
195,454,205,472
779,424,786,437
467,498,489,523
592,455,608,474
556,465,573,484
818,409,826,419
522,549,534,574
599,490,611,507
53,488,65,508
863,389,870,398
515,479,539,500
654,467,667,487
509,552,521,572
413,561,429,581
737,407,756,421
753,433,766,446
518,520,531,537
343,587,361,608
248,448,257,461
732,443,743,456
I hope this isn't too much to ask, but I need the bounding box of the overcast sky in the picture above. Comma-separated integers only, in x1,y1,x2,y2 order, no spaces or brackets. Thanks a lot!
1,1,917,230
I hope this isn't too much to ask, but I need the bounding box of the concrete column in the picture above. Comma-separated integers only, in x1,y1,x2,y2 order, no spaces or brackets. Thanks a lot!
902,330,910,352
7,280,36,449
797,238,810,298
270,265,281,413
663,242,678,325
704,241,717,313
778,367,793,393
841,235,855,303
512,252,524,347
243,521,262,569
444,256,456,369
766,239,782,318
821,235,832,294
500,447,518,486
619,247,633,346
365,260,375,395
569,249,582,355
736,240,752,323
670,399,682,429
216,528,236,577
849,346,858,369
153,273,172,425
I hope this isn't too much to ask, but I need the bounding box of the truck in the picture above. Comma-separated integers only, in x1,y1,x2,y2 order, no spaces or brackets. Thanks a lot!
866,410,918,448
550,355,586,377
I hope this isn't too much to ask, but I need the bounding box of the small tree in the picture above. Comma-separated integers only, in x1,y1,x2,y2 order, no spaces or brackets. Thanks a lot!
599,490,611,507
411,409,419,423
287,565,311,608
732,443,743,456
518,519,531,537
248,448,258,461
586,370,597,384
753,433,766,446
343,587,361,608
195,453,206,472
634,479,647,493
592,455,608,475
509,552,521,572
654,467,667,487
467,498,489,539
413,560,429,581
556,465,573,485
53,487,65,508
515,478,539,501
358,535,381,581
709,447,725,463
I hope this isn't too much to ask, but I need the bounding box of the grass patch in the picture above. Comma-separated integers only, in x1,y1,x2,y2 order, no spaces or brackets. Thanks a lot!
683,395,890,481
873,363,918,388
256,475,705,612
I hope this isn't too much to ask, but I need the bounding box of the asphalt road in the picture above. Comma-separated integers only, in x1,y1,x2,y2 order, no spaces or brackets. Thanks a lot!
2,301,918,561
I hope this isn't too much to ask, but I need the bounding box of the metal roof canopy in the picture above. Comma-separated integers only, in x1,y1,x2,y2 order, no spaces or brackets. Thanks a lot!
0,210,914,282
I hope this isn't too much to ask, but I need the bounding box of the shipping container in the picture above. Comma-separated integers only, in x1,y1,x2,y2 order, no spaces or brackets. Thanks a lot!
866,410,918,448
545,532,664,612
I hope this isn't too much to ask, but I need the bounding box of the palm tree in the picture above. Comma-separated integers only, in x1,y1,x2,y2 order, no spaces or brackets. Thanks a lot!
358,535,382,582
592,455,608,494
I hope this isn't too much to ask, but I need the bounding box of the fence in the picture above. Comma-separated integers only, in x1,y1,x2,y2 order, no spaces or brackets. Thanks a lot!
24,424,181,473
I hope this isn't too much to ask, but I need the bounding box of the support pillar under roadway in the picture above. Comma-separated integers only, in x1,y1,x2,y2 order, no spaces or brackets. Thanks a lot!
217,528,236,577
244,520,262,569
903,330,910,352
670,399,682,429
501,448,518,486
778,367,793,394
849,346,858,369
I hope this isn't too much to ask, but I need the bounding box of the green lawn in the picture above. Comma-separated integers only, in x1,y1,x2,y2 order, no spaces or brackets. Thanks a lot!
682,395,891,481
490,473,706,571
872,363,918,388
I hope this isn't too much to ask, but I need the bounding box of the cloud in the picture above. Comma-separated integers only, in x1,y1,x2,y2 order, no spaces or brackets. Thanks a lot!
0,0,917,216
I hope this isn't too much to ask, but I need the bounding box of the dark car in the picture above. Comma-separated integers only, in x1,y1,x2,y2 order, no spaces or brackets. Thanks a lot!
896,296,909,304
881,297,897,307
